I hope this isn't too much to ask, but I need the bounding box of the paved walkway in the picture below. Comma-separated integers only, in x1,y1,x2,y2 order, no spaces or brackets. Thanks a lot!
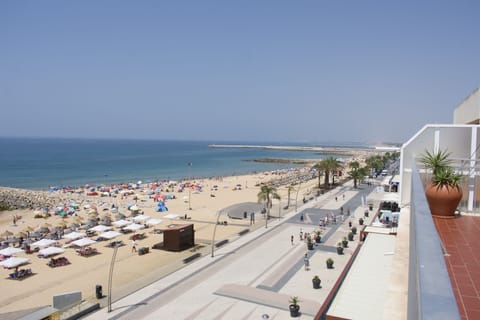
84,180,380,320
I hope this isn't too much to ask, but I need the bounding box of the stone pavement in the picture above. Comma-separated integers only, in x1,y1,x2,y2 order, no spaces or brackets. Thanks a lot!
84,180,381,320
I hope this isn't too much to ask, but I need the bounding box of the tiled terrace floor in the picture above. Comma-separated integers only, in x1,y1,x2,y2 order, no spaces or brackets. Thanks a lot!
434,215,480,320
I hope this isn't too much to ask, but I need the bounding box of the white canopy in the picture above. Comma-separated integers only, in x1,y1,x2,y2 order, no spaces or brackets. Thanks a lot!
382,193,400,202
133,215,150,223
146,219,163,226
32,239,56,248
99,231,122,240
112,219,130,228
71,238,97,247
39,246,64,257
123,223,144,231
89,225,112,232
0,247,24,256
63,231,86,240
0,257,29,269
164,214,179,219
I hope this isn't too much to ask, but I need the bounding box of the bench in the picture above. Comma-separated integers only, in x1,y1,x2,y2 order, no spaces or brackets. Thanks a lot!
183,253,201,264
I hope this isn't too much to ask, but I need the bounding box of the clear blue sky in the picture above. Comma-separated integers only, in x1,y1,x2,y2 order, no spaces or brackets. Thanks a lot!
1,1,479,144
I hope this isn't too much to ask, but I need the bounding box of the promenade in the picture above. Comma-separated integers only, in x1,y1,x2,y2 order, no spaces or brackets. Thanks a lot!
85,180,379,320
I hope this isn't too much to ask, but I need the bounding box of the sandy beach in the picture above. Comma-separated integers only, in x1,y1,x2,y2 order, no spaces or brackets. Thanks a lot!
0,167,327,315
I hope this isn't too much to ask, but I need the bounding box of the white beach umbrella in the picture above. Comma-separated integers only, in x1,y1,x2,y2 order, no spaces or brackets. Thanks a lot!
0,247,24,256
112,219,130,228
38,246,64,257
0,257,30,269
99,231,122,240
124,223,144,231
89,225,112,232
71,238,97,247
63,231,86,240
32,239,56,248
146,219,163,226
133,215,150,223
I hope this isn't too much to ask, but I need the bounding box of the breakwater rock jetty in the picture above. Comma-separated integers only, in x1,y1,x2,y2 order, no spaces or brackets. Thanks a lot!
209,144,373,156
0,187,69,210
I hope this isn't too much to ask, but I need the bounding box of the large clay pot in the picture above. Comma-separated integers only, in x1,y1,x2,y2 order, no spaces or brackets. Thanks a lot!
425,183,463,218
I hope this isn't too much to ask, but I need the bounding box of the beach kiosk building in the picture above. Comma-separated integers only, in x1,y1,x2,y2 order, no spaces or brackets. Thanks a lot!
163,224,195,251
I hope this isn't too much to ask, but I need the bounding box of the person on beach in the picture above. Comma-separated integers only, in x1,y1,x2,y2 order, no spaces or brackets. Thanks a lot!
131,240,137,253
291,235,294,246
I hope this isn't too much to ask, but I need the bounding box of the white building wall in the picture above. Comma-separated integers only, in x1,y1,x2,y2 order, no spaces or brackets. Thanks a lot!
453,87,480,124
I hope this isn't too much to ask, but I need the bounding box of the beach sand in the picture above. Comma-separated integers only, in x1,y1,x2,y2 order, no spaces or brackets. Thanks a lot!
0,169,324,314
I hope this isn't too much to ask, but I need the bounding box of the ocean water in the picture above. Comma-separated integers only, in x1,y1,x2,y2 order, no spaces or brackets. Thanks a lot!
0,138,337,190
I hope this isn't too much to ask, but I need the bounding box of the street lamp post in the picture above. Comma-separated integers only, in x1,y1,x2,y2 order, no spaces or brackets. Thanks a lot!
211,210,222,257
188,162,192,210
295,182,302,212
107,244,120,312
278,197,281,220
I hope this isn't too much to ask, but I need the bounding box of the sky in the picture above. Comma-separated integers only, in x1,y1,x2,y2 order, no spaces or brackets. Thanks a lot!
1,1,479,145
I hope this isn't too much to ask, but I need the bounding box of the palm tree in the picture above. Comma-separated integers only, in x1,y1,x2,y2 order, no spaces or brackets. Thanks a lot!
257,185,281,228
318,158,331,188
348,161,367,188
312,162,323,188
365,155,384,176
327,157,344,187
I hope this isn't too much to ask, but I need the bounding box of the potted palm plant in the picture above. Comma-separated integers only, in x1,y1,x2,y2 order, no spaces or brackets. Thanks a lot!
289,296,300,317
312,275,321,289
326,257,334,269
336,242,344,254
342,237,348,248
314,230,321,243
351,226,357,235
348,231,354,241
420,149,463,218
359,217,364,225
307,236,314,250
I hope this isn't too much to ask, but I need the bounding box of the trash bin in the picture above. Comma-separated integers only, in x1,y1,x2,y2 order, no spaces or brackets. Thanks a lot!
96,285,103,299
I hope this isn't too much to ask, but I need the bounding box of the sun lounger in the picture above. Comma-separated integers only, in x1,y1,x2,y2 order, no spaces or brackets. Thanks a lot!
9,268,32,280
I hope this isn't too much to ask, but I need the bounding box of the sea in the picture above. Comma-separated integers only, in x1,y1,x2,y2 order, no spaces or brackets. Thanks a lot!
0,137,360,190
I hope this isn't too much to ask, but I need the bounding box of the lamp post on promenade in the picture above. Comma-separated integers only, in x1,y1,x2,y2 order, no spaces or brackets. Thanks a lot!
188,162,192,210
107,243,120,312
295,181,302,212
278,197,282,220
211,210,223,257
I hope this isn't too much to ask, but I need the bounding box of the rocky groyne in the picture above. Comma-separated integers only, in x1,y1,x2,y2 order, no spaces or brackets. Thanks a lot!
0,187,70,211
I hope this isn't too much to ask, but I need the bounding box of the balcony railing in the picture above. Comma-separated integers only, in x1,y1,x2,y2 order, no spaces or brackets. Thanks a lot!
408,164,460,320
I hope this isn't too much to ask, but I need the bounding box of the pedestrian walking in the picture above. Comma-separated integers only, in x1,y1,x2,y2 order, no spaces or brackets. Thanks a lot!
131,240,137,253
291,235,294,246
250,212,255,225
304,253,310,271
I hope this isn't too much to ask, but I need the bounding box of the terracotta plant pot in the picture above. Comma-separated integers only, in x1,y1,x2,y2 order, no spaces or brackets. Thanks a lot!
425,183,462,219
